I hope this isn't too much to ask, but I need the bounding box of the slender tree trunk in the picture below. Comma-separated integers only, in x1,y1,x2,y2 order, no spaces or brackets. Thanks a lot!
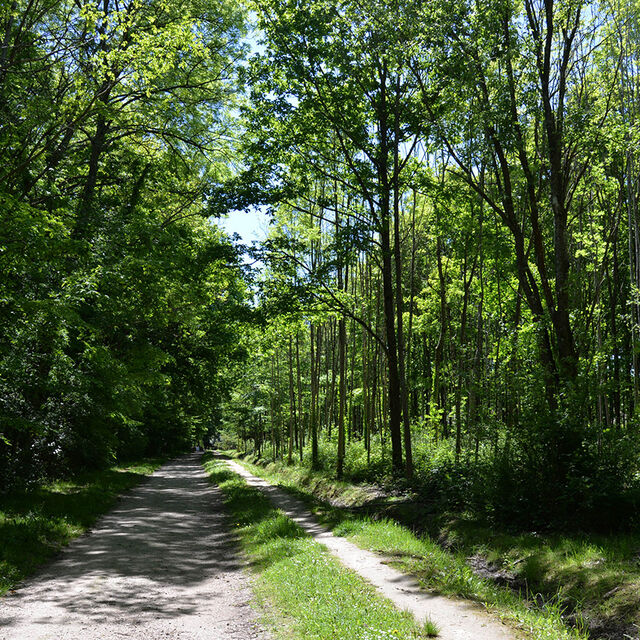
392,95,413,479
311,324,321,468
337,314,346,478
287,337,295,464
296,332,304,458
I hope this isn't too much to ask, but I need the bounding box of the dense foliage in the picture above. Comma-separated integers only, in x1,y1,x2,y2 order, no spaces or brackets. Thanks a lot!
224,0,640,530
5,0,640,531
0,0,249,488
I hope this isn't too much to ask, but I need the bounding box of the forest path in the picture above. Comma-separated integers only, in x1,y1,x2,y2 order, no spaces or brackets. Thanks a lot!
0,454,268,640
225,458,518,640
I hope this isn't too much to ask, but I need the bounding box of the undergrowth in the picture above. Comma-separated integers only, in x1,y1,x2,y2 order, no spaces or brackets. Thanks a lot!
241,432,640,532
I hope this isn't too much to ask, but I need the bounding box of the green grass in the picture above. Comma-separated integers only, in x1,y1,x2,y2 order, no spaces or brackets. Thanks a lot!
230,453,592,640
441,521,640,639
421,618,439,637
202,454,437,640
0,458,163,595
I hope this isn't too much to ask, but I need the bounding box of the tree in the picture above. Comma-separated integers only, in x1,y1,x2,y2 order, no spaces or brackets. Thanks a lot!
248,0,425,476
0,0,250,486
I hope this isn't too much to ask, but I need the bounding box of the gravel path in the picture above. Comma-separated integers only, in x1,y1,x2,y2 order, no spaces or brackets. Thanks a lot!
0,454,268,640
226,458,518,640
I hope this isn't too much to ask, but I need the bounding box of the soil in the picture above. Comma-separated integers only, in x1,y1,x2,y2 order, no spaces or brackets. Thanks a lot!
466,554,521,589
0,454,269,640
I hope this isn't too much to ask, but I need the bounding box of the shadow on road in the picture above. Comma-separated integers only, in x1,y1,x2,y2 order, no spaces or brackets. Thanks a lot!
0,454,251,630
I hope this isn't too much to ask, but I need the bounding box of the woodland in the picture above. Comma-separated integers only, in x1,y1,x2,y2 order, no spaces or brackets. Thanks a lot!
3,0,640,532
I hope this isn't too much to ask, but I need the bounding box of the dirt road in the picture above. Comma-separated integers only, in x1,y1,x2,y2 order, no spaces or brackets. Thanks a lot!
0,454,268,640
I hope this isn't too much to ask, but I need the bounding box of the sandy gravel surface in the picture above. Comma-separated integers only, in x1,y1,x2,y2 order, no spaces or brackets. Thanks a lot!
0,454,268,640
226,458,518,640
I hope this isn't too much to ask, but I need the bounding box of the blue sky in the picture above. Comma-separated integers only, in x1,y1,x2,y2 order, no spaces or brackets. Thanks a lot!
215,206,270,245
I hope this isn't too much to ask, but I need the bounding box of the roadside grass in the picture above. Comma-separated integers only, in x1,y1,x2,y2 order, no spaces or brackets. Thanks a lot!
202,454,437,640
421,618,439,637
0,458,163,596
229,453,594,640
440,520,640,638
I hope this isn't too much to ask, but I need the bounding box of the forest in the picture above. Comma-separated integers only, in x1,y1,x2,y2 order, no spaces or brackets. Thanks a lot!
227,0,640,531
3,0,640,534
0,0,249,486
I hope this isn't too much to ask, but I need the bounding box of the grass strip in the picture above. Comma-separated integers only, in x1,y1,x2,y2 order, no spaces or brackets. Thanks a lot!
0,458,163,595
231,454,589,640
203,454,438,640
